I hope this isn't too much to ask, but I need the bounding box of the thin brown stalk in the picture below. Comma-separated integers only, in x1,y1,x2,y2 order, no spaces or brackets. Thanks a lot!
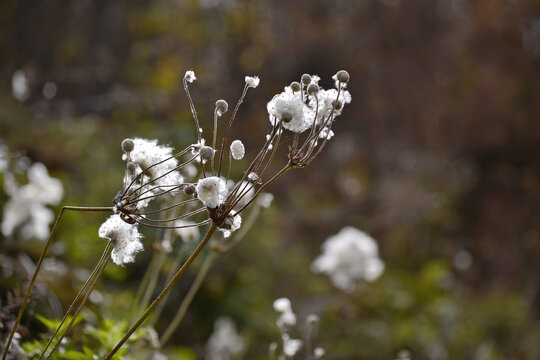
1,206,113,360
38,241,112,359
159,250,217,346
103,223,218,360
46,251,112,360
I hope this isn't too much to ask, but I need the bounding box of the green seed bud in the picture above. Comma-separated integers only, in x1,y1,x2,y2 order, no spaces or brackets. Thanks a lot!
290,81,301,92
199,146,215,162
332,99,343,110
307,83,319,95
121,138,134,152
184,185,195,195
336,70,350,83
301,74,312,85
281,110,293,122
127,162,137,171
215,99,228,115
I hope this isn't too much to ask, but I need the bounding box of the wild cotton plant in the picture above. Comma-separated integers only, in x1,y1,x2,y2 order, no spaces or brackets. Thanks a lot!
2,68,351,359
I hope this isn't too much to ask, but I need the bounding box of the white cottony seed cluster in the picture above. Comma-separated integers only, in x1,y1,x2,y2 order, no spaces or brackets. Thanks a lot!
267,72,351,134
122,138,183,210
106,69,351,266
311,226,384,291
98,214,143,266
196,176,228,209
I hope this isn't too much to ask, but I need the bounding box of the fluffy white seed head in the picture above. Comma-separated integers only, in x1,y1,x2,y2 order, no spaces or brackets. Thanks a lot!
267,86,313,133
122,138,183,208
219,210,242,238
245,76,260,88
196,176,228,209
98,214,143,266
230,140,245,160
184,70,196,83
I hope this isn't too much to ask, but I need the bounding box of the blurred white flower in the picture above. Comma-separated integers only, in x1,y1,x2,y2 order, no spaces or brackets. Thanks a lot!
311,226,384,291
98,214,143,266
273,297,296,330
282,333,303,357
1,162,63,241
206,317,245,360
174,219,200,242
12,70,29,101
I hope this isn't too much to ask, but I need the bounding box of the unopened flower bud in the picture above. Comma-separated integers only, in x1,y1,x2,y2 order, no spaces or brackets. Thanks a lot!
332,99,343,110
121,139,134,152
281,110,293,123
199,146,215,162
184,185,196,195
127,162,137,171
301,74,312,85
215,99,228,115
336,70,350,83
290,81,301,92
307,83,319,95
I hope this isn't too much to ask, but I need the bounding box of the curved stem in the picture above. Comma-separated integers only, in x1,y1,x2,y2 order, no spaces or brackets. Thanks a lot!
46,251,112,359
39,241,112,359
159,250,216,346
1,206,113,360
104,223,218,360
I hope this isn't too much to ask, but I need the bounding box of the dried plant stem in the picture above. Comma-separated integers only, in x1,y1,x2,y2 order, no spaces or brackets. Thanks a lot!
160,202,263,344
149,242,191,325
38,241,112,359
1,206,113,360
45,249,112,360
133,251,166,324
104,223,218,360
160,250,216,346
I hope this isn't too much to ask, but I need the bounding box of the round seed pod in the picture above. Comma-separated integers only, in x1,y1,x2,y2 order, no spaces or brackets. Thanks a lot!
184,185,196,195
307,83,319,95
301,74,312,85
281,110,293,123
332,99,343,110
199,146,215,162
215,99,228,115
127,162,137,171
121,138,134,152
290,81,301,92
336,70,350,83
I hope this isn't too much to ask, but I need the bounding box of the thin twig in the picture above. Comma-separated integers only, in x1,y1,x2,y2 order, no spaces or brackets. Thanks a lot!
103,223,218,360
2,206,113,360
